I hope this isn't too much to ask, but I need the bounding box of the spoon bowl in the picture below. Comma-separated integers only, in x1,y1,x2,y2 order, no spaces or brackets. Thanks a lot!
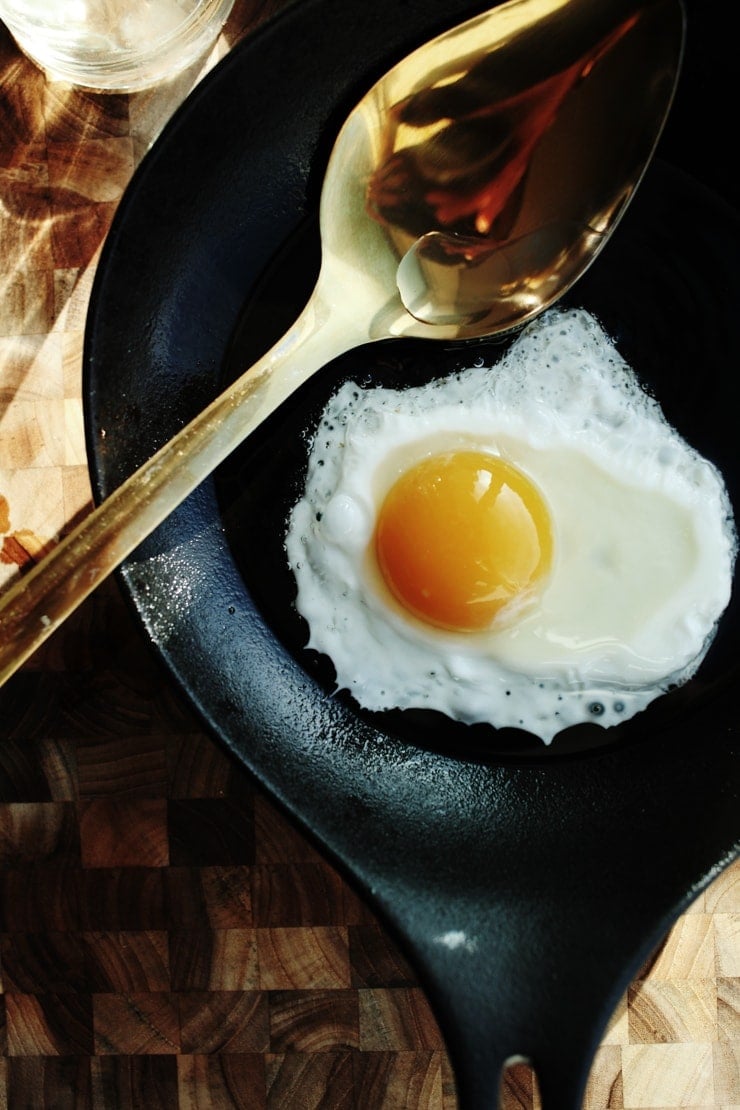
0,0,684,680
327,0,683,337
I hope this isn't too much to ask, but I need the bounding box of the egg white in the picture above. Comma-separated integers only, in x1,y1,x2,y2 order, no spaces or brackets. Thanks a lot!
285,308,736,743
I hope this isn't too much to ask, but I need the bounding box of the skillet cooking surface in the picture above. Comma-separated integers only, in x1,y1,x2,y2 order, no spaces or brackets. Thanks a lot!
84,0,740,1103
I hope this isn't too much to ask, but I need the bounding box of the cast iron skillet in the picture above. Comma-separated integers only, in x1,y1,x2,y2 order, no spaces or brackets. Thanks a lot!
84,0,739,1105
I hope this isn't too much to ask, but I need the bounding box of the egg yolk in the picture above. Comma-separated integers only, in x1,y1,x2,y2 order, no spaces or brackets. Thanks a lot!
374,450,553,631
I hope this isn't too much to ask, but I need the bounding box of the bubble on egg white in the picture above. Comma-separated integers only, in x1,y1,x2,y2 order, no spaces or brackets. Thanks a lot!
284,307,737,744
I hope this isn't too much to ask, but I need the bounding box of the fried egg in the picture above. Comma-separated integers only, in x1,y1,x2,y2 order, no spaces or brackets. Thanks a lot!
285,308,736,743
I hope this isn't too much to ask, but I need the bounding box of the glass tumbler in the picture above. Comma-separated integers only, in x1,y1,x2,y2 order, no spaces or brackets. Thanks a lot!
0,0,236,91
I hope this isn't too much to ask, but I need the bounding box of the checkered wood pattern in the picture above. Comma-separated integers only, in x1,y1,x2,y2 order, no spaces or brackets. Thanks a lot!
0,1,738,1105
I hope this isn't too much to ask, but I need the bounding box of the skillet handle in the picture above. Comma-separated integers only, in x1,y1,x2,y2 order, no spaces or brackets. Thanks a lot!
402,918,605,1109
321,740,739,1110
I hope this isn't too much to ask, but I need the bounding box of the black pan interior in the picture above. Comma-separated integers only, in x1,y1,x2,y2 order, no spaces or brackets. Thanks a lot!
215,160,740,763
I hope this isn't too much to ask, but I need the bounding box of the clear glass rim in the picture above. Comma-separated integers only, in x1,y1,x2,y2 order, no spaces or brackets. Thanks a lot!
2,0,236,91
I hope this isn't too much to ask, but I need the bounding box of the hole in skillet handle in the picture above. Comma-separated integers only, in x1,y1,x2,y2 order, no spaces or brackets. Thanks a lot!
215,159,740,768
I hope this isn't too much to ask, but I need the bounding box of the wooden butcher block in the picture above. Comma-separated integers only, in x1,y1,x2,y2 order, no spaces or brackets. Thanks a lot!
0,0,738,1105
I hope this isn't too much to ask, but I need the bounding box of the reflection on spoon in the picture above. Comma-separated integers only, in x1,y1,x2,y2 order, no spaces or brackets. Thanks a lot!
0,0,684,682
397,222,606,326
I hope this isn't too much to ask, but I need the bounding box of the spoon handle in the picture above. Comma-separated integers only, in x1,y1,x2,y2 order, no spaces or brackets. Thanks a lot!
0,289,358,683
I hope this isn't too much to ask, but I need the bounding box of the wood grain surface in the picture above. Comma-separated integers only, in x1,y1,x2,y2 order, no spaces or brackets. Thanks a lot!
0,1,738,1105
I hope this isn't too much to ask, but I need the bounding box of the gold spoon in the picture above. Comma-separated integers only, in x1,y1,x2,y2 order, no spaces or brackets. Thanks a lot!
0,0,684,682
